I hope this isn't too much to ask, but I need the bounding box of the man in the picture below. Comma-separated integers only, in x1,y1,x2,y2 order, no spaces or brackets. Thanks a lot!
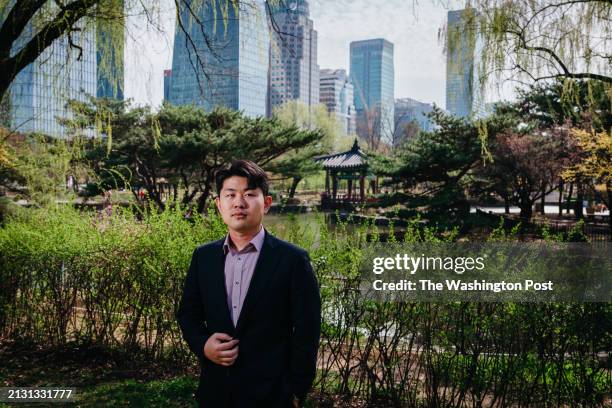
177,160,321,408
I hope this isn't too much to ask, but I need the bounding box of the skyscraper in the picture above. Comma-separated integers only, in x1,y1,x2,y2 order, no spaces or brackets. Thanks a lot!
319,69,356,135
167,0,270,117
349,38,394,144
96,11,124,100
8,21,97,137
445,8,485,119
268,0,319,114
394,97,434,146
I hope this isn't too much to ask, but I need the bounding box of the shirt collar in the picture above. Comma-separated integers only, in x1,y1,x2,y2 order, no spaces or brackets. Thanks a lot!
223,226,265,255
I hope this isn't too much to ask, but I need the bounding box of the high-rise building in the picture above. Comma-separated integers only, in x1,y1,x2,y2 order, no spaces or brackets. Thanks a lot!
349,38,394,144
319,69,356,135
96,14,124,100
8,21,97,137
445,8,485,119
163,70,172,102
394,97,434,146
167,0,270,117
268,0,319,114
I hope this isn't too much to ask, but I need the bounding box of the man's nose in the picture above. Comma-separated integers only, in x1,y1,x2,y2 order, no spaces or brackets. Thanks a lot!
233,196,247,207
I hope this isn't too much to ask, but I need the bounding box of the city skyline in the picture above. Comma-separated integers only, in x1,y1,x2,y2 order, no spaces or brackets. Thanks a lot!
124,0,492,109
4,0,508,130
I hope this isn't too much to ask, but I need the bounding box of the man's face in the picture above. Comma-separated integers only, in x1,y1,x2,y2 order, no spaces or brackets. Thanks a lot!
215,176,272,234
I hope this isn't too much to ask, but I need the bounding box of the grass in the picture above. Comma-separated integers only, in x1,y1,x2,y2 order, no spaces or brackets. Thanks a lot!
0,340,199,407
78,377,198,407
0,378,198,407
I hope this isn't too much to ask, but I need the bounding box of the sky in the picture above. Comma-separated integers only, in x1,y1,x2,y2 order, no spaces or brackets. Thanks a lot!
123,0,508,109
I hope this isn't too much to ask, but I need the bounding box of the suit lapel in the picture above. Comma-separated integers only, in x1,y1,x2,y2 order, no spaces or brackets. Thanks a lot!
235,231,280,334
209,240,235,335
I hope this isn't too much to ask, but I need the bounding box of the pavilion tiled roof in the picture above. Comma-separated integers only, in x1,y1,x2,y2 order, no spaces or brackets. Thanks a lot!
314,139,368,170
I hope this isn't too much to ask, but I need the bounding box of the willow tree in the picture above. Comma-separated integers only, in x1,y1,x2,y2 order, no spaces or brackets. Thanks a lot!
456,0,611,86
443,0,611,120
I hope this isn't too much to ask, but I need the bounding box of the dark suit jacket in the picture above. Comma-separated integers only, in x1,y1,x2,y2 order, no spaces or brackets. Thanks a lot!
177,230,321,408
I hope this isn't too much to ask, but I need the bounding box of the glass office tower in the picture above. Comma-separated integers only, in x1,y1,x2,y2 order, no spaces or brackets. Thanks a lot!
268,0,319,114
445,8,485,119
0,2,96,137
168,0,270,117
7,18,97,137
349,38,394,144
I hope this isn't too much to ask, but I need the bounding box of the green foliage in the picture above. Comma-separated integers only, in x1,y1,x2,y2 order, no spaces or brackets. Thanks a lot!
378,81,608,222
0,202,227,351
270,101,340,197
512,80,612,132
372,108,512,224
0,133,85,206
0,205,610,406
63,98,324,211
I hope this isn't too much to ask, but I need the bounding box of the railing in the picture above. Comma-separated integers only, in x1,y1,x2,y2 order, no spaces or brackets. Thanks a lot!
320,194,367,210
476,209,611,242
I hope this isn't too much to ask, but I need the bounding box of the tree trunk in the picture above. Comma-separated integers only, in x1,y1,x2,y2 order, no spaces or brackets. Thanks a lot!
519,194,533,219
288,177,301,199
558,181,563,216
504,196,510,214
607,183,612,242
540,185,546,215
574,181,584,219
148,189,164,210
196,183,212,214
519,204,533,219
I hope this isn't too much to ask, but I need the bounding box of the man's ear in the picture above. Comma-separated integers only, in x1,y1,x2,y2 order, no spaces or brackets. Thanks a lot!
215,196,221,212
263,195,273,213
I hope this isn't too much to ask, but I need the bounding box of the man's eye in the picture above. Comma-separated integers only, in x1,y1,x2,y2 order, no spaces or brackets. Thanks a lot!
226,194,234,198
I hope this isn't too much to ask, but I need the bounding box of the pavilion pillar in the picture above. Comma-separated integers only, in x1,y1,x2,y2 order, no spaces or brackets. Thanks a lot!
360,172,365,201
347,179,353,200
325,170,330,194
332,172,338,199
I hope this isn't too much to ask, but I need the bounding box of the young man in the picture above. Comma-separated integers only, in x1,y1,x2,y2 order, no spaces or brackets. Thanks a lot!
177,160,321,408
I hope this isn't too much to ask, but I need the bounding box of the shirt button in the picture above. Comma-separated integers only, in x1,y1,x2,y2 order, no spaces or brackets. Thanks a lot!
233,305,237,309
238,257,241,261
235,281,239,285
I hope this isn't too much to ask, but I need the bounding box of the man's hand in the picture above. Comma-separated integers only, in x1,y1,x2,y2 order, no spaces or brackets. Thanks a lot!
203,333,239,366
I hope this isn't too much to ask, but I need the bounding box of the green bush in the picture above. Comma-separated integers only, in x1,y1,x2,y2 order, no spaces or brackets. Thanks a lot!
0,204,609,406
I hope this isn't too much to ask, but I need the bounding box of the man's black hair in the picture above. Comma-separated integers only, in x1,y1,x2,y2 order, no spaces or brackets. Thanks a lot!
215,160,269,197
